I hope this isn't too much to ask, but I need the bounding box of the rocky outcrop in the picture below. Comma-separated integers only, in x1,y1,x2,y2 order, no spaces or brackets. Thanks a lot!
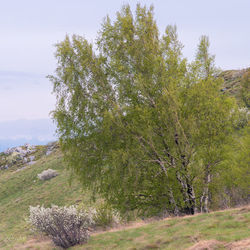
0,142,58,171
46,142,57,156
220,68,249,99
4,143,35,156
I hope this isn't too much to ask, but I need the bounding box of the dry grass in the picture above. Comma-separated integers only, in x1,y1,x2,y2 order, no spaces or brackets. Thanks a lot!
13,236,54,250
226,238,250,250
187,239,223,250
188,238,250,250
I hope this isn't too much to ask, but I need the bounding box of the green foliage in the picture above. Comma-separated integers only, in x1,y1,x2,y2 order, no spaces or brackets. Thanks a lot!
93,202,121,228
29,205,93,248
218,126,250,207
50,4,239,215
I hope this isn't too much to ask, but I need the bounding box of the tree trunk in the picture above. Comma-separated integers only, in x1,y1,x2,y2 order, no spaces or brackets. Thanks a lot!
169,188,180,216
176,172,197,214
200,165,211,213
187,181,198,214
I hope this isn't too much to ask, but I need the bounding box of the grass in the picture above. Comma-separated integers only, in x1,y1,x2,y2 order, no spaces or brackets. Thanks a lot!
73,207,250,249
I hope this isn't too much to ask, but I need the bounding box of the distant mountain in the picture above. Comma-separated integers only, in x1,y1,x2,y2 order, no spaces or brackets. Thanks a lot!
0,118,57,152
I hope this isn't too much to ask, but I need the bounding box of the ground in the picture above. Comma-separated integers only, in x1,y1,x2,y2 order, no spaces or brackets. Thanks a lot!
13,206,250,249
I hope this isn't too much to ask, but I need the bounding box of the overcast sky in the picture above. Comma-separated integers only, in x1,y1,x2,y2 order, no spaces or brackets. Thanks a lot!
0,0,249,123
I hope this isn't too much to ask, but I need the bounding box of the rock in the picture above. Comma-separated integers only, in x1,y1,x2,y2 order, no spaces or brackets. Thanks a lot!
4,143,36,156
4,147,14,155
46,150,53,156
37,169,58,180
24,143,31,148
45,142,57,156
0,143,41,172
27,161,36,166
15,147,22,153
29,155,35,161
0,164,9,170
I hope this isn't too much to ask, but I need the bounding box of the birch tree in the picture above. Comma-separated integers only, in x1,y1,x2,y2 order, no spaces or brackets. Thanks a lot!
50,4,237,215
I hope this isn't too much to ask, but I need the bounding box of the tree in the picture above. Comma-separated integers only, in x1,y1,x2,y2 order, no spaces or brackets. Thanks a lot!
49,4,237,215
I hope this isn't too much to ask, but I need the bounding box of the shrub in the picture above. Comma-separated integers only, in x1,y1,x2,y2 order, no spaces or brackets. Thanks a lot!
29,205,94,248
37,169,58,180
92,203,121,228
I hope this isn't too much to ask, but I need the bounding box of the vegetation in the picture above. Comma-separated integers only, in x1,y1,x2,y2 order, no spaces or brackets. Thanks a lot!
0,148,91,248
0,151,249,249
0,147,119,248
92,203,121,228
49,4,246,216
29,205,93,248
76,206,250,250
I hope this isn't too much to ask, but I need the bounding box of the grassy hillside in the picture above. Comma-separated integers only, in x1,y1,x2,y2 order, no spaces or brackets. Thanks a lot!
0,146,92,249
13,206,250,249
79,207,250,250
0,144,249,250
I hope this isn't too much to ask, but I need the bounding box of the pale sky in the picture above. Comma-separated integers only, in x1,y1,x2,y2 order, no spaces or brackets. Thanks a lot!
0,0,249,122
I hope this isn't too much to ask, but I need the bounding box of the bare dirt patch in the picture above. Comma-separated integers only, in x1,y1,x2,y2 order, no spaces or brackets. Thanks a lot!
92,220,148,235
13,236,54,250
233,206,250,215
188,238,250,250
187,240,223,250
225,238,250,250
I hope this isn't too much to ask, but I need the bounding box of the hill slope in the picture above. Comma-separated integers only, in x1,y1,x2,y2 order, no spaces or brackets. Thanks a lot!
14,206,250,249
80,206,250,250
0,68,249,249
0,144,92,249
0,129,249,249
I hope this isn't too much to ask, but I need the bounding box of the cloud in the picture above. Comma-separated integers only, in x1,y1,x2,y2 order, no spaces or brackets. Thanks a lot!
0,71,55,121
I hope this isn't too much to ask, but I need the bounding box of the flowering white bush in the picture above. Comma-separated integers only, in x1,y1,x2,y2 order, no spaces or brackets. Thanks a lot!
29,205,94,248
237,107,249,128
37,169,58,180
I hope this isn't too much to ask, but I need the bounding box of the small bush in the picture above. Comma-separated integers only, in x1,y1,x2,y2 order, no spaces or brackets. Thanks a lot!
93,203,121,228
37,169,58,180
29,205,94,248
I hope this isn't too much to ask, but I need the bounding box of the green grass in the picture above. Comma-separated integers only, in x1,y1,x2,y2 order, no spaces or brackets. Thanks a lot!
0,149,92,249
73,207,250,250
